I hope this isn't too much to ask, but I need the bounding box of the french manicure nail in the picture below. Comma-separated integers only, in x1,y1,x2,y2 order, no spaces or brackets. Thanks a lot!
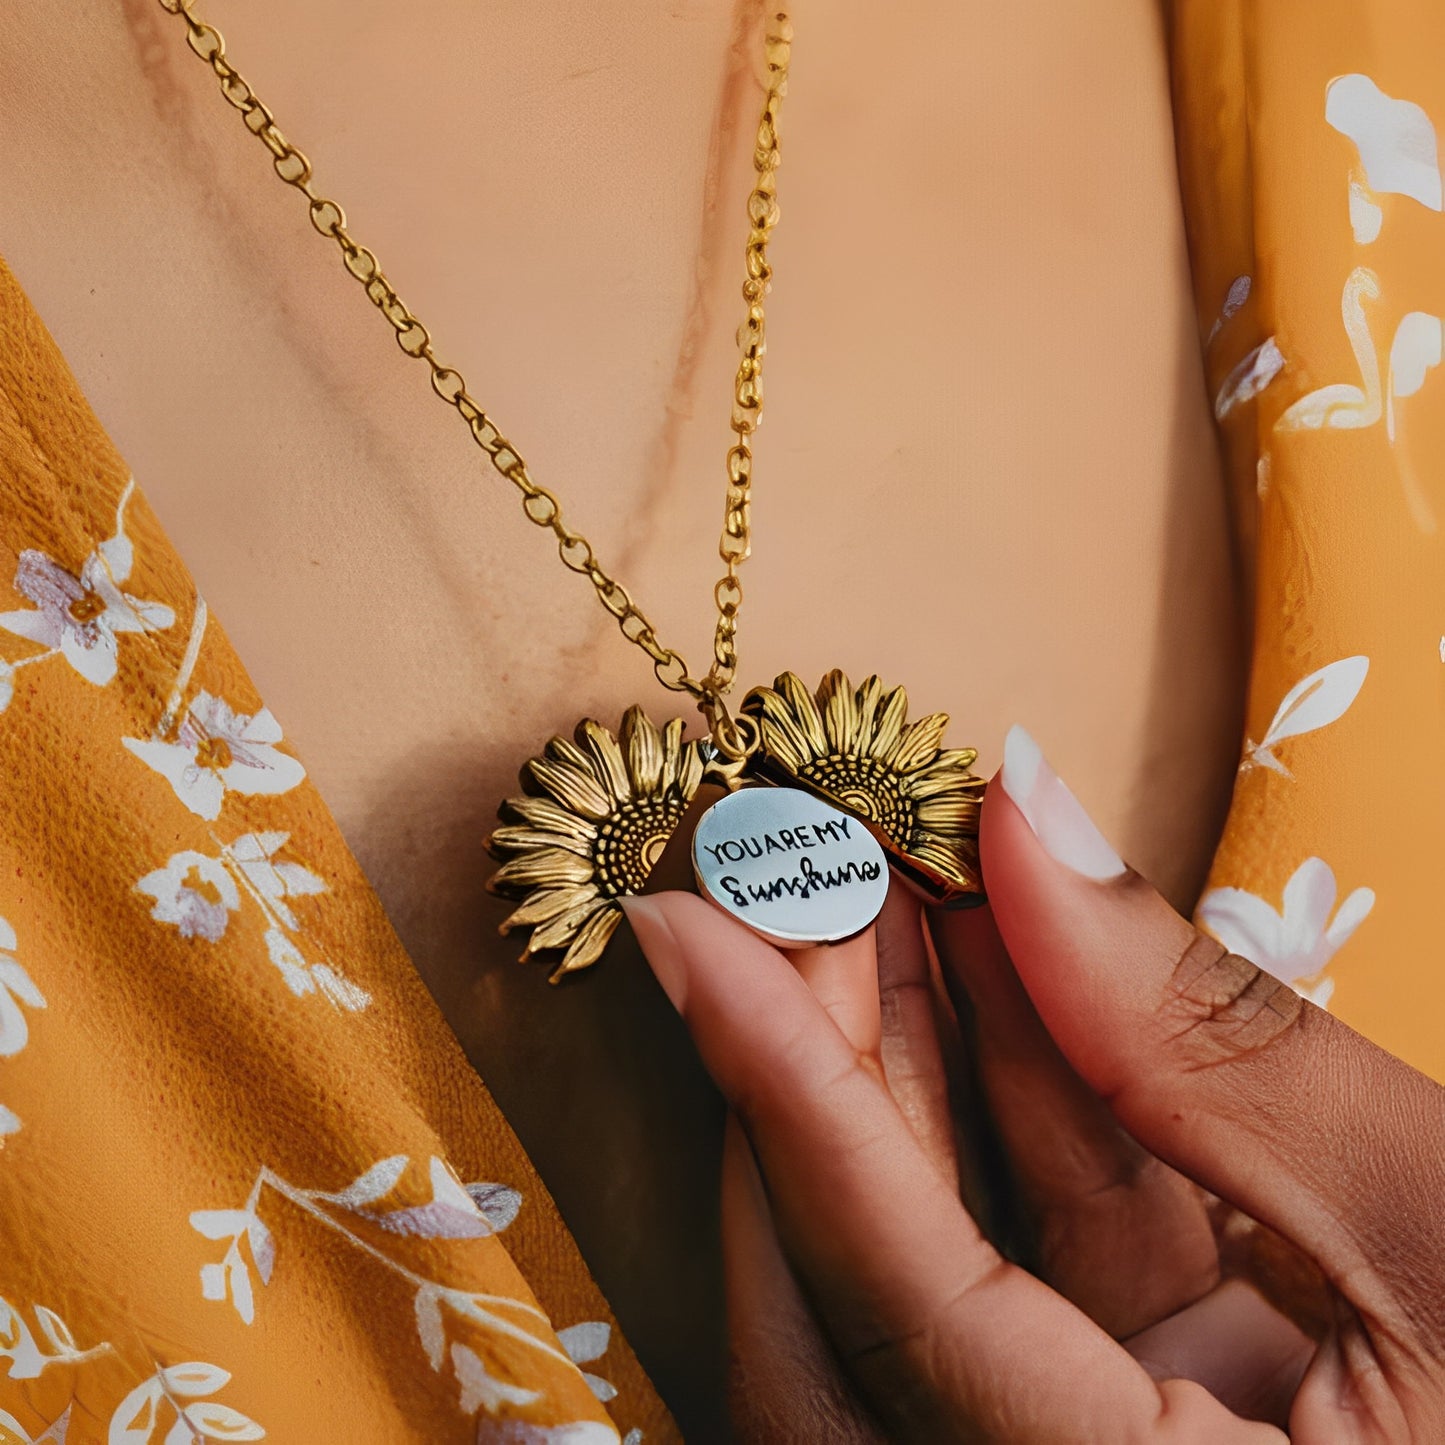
999,724,1126,881
619,894,688,1011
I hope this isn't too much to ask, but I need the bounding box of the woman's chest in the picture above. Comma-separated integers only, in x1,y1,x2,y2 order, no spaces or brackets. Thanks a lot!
0,0,1244,902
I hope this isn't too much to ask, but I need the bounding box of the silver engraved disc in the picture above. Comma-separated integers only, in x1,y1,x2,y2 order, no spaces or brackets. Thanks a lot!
691,786,890,949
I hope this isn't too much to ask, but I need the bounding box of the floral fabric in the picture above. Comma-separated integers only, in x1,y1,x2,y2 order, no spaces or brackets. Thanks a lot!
0,256,672,1445
1172,0,1445,1078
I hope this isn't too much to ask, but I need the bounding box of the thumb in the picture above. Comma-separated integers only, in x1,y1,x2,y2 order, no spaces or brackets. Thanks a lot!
977,724,1445,1337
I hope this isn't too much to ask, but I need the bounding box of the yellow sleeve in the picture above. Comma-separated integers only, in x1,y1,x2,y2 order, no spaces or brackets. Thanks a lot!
0,253,674,1444
1172,0,1445,1077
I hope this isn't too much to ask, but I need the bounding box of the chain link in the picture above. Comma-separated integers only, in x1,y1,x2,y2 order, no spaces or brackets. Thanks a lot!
708,13,790,696
155,0,790,726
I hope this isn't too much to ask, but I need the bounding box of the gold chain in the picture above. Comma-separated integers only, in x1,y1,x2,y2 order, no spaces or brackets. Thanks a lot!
155,0,791,747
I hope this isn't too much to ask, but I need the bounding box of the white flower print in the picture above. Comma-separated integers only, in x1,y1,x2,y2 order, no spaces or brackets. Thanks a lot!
1277,267,1382,430
1274,273,1440,447
1205,274,1251,347
192,1204,274,1327
228,831,326,932
1387,309,1444,531
191,1155,515,1332
2,1349,262,1444
1198,857,1375,1010
263,927,370,1011
558,1321,619,1403
1387,310,1443,445
468,1181,524,1233
135,853,241,942
1275,270,1440,528
1213,336,1285,420
452,1343,542,1414
0,550,159,686
0,1296,111,1381
0,1403,73,1444
1326,74,1442,218
0,479,174,703
0,917,45,1138
191,1156,612,1424
354,1155,498,1241
124,691,305,821
1348,178,1384,243
1242,655,1369,776
107,1362,264,1443
0,967,46,1056
476,1425,630,1445
133,832,367,1010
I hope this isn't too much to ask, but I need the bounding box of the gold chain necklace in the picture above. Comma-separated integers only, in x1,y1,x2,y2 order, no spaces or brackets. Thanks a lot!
157,0,984,980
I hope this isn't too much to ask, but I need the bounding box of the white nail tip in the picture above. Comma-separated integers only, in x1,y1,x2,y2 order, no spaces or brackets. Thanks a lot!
999,724,1126,882
1001,723,1043,800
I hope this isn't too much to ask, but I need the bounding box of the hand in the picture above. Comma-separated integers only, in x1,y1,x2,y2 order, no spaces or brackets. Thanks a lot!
620,725,1445,1443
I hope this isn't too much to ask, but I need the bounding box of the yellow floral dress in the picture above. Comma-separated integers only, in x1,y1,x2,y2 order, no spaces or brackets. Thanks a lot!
0,262,674,1445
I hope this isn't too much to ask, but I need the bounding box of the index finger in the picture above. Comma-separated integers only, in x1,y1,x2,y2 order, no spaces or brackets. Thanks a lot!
622,891,1271,1443
977,738,1445,1360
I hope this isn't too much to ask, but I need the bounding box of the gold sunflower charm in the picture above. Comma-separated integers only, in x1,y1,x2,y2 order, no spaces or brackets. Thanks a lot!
487,706,708,982
741,670,985,901
490,673,983,979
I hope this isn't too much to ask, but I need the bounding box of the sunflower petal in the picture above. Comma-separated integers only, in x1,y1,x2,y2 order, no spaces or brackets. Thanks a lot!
525,898,611,954
489,825,593,858
659,717,686,793
500,884,601,933
906,764,986,801
577,719,631,805
915,796,982,831
757,713,806,772
502,795,599,841
549,906,624,982
777,672,827,756
852,675,884,755
747,685,816,770
910,835,982,888
491,848,596,891
622,706,664,796
868,686,910,760
818,669,858,756
891,713,950,773
527,758,613,820
676,739,705,799
917,746,979,774
548,733,600,778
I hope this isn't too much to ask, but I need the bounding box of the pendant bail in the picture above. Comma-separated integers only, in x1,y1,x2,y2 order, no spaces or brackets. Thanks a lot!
698,682,760,767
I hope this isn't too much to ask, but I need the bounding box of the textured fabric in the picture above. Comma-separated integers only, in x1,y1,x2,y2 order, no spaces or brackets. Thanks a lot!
1171,0,1445,1079
0,256,672,1445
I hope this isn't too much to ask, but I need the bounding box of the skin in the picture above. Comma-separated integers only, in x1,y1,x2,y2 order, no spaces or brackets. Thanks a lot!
0,1,1244,1428
625,771,1445,1442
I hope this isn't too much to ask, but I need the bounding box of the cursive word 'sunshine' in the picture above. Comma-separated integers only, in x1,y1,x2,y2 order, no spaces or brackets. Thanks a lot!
720,854,883,908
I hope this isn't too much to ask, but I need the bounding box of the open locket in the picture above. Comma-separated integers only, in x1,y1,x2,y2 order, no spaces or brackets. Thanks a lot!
487,669,985,982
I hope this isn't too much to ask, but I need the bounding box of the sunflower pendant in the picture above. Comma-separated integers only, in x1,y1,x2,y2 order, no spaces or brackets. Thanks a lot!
486,670,985,982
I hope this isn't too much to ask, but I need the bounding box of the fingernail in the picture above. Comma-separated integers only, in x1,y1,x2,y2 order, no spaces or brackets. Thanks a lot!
999,724,1126,881
619,894,688,1011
